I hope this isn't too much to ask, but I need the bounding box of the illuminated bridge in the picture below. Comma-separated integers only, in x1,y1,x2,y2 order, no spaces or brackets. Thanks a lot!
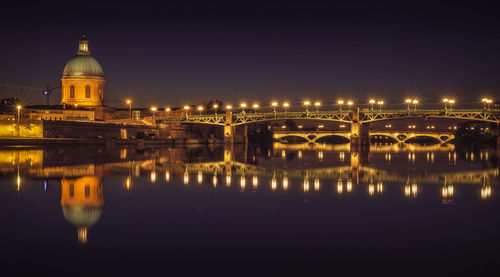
273,130,455,144
157,108,499,145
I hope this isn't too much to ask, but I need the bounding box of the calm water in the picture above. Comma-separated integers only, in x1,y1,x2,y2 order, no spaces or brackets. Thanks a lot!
0,143,499,276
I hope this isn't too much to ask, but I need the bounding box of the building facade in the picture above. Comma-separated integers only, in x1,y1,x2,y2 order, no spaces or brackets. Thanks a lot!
61,35,105,106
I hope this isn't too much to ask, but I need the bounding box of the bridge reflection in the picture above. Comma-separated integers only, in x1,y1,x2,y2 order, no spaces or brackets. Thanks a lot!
1,144,498,244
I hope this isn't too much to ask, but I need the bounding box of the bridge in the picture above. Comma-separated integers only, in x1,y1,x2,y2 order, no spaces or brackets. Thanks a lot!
273,130,455,144
157,108,499,146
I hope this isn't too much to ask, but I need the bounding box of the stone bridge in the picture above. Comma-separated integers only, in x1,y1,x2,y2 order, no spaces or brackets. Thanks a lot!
273,130,455,144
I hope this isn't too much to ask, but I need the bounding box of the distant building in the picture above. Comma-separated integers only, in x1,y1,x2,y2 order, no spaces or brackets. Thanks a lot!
61,35,105,107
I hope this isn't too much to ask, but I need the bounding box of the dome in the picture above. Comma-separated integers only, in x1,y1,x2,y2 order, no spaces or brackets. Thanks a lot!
62,205,103,228
63,55,104,77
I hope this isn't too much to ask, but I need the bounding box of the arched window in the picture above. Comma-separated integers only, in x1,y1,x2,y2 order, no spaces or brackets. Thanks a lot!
98,88,103,99
70,85,75,98
85,85,91,98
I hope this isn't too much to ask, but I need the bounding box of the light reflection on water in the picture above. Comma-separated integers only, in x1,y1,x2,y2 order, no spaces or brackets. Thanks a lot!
0,143,499,275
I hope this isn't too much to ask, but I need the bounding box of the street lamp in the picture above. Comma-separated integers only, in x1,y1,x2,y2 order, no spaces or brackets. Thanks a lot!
240,103,247,113
304,101,311,113
271,102,278,116
448,99,455,110
197,106,204,115
150,106,157,117
16,105,21,137
405,99,412,111
412,99,419,111
252,104,259,113
347,100,354,110
213,104,219,117
126,99,132,118
369,99,375,110
184,105,190,117
482,98,493,109
283,102,289,113
377,100,384,112
337,100,344,112
165,107,171,112
226,105,232,111
442,98,449,111
314,101,321,112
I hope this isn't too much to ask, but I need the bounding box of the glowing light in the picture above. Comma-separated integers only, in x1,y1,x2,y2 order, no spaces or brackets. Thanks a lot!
166,107,171,112
369,99,376,104
368,184,375,196
314,101,321,106
481,186,492,199
282,176,288,190
377,181,383,194
346,180,352,192
197,106,204,111
125,176,132,190
213,104,219,109
226,174,231,187
271,177,277,190
442,185,454,198
347,100,353,106
151,107,157,111
252,176,258,189
271,102,278,107
197,171,203,184
165,171,170,182
314,178,320,191
150,171,156,183
303,101,311,106
240,103,247,108
126,99,131,104
411,183,418,197
303,178,310,192
405,185,411,197
337,179,343,194
212,174,218,187
240,176,246,189
184,171,189,184
184,105,190,110
252,104,259,109
283,102,289,108
337,100,344,105
226,105,232,110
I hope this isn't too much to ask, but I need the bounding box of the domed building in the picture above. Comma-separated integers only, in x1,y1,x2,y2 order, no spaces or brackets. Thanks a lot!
61,35,105,106
61,176,104,244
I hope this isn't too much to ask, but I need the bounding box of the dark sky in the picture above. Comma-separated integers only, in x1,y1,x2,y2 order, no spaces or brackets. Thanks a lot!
1,1,500,108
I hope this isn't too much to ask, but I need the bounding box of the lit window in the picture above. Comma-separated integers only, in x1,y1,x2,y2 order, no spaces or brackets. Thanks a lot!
85,85,91,98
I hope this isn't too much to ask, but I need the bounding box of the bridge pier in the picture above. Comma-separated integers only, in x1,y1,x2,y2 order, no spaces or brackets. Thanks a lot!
224,111,234,144
350,108,370,149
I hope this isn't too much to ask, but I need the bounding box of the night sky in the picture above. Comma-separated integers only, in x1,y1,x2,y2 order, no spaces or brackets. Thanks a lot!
1,1,500,108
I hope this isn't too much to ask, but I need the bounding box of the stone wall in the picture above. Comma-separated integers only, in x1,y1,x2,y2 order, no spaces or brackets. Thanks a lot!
42,120,158,139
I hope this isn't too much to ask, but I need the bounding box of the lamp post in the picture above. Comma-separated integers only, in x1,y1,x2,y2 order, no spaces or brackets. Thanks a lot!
213,103,218,118
482,98,493,109
377,100,384,112
283,102,289,113
369,99,375,110
240,103,247,113
271,102,278,116
405,99,412,111
151,106,157,117
412,99,419,111
338,100,344,113
197,106,204,115
314,101,321,112
16,105,21,137
442,98,449,111
184,105,190,118
347,100,354,110
449,99,455,110
252,104,259,113
126,99,132,118
304,101,311,115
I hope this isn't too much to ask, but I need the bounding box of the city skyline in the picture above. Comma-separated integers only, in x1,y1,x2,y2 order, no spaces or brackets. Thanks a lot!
1,1,500,108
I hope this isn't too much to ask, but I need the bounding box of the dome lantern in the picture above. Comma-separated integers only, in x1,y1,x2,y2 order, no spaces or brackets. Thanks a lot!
77,35,90,55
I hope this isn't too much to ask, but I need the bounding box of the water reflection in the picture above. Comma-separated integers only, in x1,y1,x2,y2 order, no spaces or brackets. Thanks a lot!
0,143,498,245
